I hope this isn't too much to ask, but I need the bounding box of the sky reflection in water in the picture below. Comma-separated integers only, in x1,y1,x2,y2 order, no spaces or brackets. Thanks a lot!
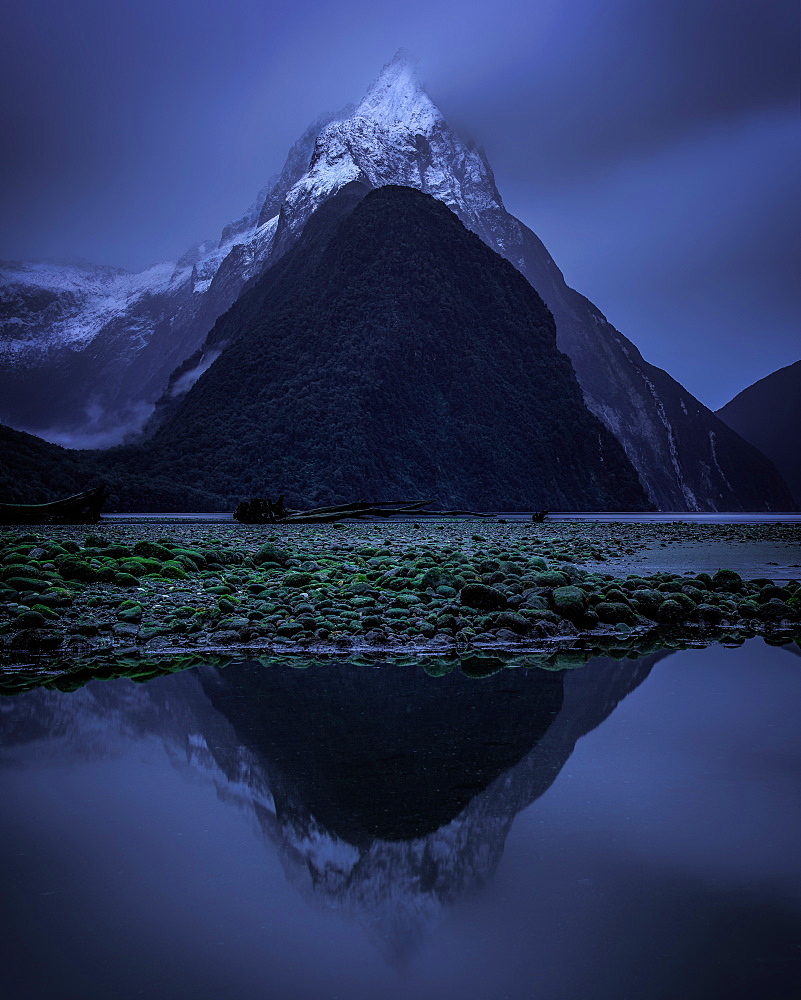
0,640,800,1000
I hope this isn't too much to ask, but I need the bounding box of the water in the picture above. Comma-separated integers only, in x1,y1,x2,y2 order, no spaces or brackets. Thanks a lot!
100,512,801,523
1,641,800,999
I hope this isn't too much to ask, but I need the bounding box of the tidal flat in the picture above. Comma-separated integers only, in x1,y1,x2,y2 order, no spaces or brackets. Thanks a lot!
1,519,799,692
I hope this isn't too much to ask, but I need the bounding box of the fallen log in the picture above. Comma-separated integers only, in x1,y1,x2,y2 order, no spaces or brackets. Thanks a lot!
233,496,495,524
0,485,109,525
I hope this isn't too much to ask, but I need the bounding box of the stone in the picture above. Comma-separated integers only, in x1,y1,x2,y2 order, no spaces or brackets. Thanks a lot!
13,609,47,629
712,569,744,593
550,586,587,621
494,611,530,635
493,627,520,643
630,589,664,618
460,584,508,611
655,599,685,623
595,601,638,625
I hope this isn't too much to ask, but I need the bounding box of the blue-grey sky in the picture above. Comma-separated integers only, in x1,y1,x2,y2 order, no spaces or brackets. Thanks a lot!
1,0,798,409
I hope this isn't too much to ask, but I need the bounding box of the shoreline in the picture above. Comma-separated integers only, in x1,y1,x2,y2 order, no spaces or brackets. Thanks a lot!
2,520,799,692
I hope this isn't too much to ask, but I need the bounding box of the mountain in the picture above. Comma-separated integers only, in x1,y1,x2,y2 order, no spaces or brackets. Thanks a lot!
717,360,801,506
0,112,343,448
0,423,223,511
0,51,793,510
127,185,649,511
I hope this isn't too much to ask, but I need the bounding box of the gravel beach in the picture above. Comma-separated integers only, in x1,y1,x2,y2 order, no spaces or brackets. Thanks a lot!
1,519,799,692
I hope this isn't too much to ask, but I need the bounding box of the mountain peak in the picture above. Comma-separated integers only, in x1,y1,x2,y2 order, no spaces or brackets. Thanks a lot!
356,50,440,128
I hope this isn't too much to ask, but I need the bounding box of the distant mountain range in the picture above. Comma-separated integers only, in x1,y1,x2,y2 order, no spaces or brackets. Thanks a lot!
717,360,801,507
0,52,794,511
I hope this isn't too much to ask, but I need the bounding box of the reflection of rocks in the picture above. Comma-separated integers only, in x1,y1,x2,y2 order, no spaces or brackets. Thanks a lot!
0,654,665,958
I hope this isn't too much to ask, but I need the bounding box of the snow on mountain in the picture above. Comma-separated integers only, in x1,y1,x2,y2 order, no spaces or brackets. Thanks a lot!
0,110,340,447
0,259,179,354
271,52,501,260
0,51,792,508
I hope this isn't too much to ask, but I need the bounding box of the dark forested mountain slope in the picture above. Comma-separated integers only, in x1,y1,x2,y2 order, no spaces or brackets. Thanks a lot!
0,423,225,511
134,186,648,511
717,360,801,507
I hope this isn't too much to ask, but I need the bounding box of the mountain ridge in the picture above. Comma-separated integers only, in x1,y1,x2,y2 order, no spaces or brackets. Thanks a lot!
717,360,801,507
0,52,793,510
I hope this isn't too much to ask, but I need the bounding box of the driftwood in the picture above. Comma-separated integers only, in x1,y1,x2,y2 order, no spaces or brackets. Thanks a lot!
234,496,497,525
531,510,549,523
0,485,109,525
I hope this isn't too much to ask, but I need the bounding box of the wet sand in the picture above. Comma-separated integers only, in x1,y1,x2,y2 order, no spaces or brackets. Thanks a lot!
581,539,801,582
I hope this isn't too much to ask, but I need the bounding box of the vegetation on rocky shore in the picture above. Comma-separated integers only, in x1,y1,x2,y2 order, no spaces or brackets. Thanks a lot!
1,521,799,694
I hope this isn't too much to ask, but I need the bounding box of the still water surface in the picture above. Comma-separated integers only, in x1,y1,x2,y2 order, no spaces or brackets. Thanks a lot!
1,641,800,999
102,512,801,523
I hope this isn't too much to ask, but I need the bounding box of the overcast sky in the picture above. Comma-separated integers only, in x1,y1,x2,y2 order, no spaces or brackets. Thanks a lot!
1,0,798,409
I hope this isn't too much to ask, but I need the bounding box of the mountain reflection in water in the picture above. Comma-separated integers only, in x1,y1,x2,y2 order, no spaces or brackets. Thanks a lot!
0,653,659,960
202,654,661,956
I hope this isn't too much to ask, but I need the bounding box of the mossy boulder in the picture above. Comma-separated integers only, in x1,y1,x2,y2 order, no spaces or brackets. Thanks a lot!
10,628,63,651
713,569,744,593
4,575,49,592
254,544,290,567
530,571,571,589
669,592,698,616
493,611,530,635
170,547,207,568
758,600,792,622
276,622,304,638
656,599,686,623
57,557,100,582
596,601,638,625
132,540,174,561
118,557,161,577
630,589,664,618
460,584,508,611
159,560,188,580
13,609,48,629
551,586,587,622
99,545,132,559
758,585,790,603
0,563,43,580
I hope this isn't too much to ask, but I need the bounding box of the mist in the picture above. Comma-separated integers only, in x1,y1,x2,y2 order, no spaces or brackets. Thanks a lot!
0,0,798,407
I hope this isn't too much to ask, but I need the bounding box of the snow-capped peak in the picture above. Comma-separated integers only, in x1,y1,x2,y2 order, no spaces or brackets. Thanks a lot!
355,49,440,130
